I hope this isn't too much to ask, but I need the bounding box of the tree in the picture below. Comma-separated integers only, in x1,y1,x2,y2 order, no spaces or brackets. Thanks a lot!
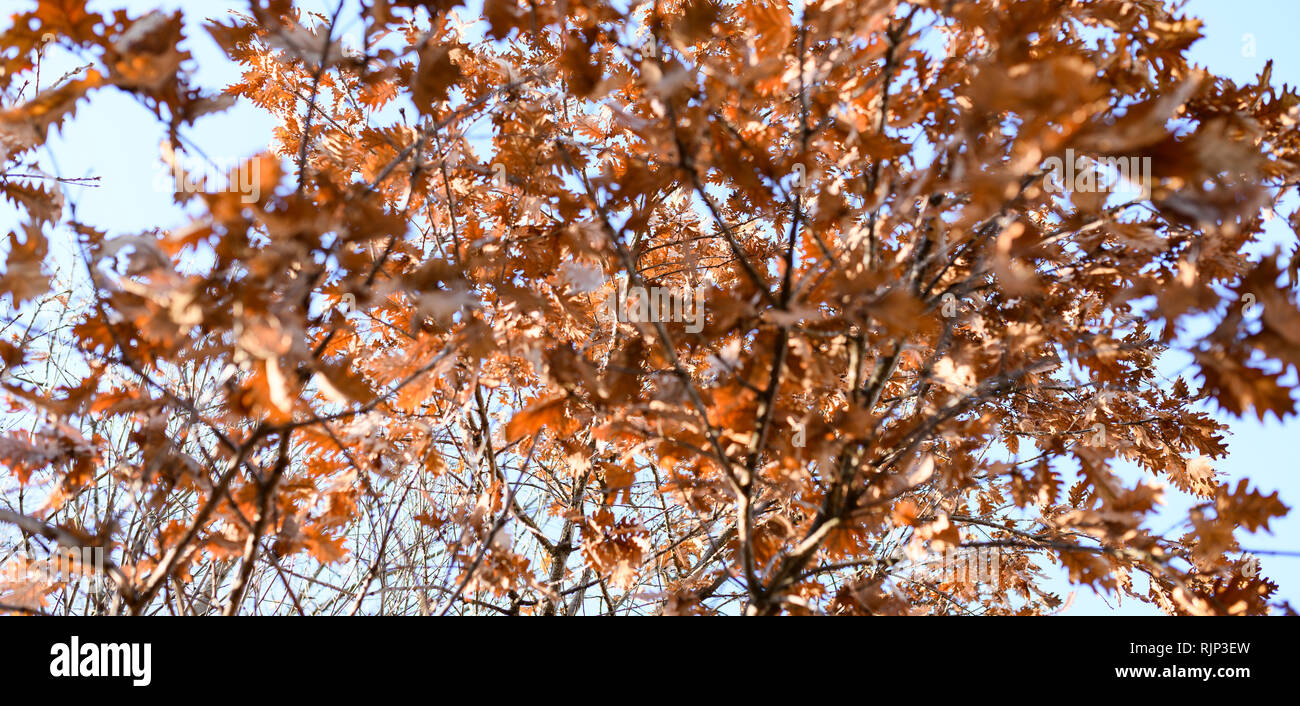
0,0,1296,616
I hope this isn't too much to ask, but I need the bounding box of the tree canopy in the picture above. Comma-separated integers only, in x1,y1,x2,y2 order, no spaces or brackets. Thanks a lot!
1,0,1297,615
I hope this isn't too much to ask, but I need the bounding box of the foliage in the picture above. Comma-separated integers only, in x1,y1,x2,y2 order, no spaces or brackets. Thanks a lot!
1,0,1297,615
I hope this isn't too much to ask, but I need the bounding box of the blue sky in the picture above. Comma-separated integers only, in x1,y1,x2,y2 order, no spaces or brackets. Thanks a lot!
3,0,1297,614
